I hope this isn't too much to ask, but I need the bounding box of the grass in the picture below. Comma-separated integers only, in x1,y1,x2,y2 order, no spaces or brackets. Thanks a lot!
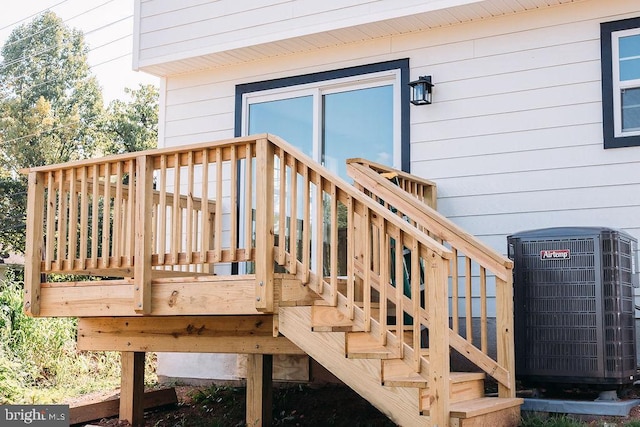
521,415,640,427
0,267,152,404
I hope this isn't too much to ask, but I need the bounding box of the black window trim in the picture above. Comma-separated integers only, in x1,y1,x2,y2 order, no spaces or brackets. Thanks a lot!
234,58,411,172
601,17,640,149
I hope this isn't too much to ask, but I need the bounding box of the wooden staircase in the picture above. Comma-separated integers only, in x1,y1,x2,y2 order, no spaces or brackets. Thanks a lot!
280,304,521,426
22,134,522,426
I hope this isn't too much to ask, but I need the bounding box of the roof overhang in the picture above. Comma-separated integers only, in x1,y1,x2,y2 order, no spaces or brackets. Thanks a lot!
136,0,582,77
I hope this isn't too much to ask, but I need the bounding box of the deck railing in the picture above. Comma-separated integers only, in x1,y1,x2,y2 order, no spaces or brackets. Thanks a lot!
24,134,515,425
346,158,516,398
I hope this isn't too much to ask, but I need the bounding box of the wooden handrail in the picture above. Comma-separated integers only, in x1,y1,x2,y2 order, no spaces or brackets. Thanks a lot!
268,135,451,259
347,160,513,279
346,158,516,397
347,157,438,209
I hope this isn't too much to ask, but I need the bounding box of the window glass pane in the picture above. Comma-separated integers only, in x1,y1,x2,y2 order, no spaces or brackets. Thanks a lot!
322,85,393,181
622,87,640,132
619,34,640,81
248,96,313,157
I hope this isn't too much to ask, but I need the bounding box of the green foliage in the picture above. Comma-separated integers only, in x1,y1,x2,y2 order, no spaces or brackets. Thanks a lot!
0,11,105,173
0,11,104,253
0,176,26,254
0,12,159,254
0,269,122,403
103,84,159,154
520,414,585,427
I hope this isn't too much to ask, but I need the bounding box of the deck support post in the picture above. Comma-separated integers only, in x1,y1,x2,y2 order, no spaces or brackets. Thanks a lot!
427,252,450,427
134,155,154,314
496,276,516,397
119,351,145,427
246,354,273,427
24,171,45,316
255,137,275,312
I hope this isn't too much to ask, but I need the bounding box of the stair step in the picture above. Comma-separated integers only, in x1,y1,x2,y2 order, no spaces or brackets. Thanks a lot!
345,332,399,359
381,358,428,388
420,372,487,414
311,305,355,332
448,372,485,404
449,397,523,419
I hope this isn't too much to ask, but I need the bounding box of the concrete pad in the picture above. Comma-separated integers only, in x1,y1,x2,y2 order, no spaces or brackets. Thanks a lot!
521,398,640,417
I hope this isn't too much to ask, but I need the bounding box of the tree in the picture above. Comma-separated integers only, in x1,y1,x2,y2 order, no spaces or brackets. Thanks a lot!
0,12,105,253
0,11,105,173
102,84,158,154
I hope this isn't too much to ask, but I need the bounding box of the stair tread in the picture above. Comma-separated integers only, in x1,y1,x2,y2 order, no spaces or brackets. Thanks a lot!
311,306,354,331
449,397,523,419
449,372,485,383
346,332,399,359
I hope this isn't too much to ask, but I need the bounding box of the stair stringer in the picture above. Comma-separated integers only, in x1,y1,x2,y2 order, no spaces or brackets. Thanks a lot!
279,306,427,426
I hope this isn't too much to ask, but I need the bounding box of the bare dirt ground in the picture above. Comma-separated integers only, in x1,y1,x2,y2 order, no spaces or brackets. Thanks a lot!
69,383,640,427
71,384,396,427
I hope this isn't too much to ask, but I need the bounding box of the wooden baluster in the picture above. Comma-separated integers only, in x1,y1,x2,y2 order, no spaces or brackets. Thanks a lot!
158,156,167,266
277,148,286,266
329,184,338,307
215,148,223,262
288,159,298,275
379,219,388,345
186,151,194,265
363,207,371,333
244,144,253,260
113,162,123,267
45,171,55,271
411,237,420,371
127,160,136,266
68,168,78,270
229,145,238,261
315,175,324,294
451,248,459,334
346,196,354,319
395,229,404,358
480,266,488,354
58,170,68,271
172,153,181,266
301,167,310,284
201,148,210,267
79,167,88,269
465,256,472,344
91,165,99,268
102,163,111,268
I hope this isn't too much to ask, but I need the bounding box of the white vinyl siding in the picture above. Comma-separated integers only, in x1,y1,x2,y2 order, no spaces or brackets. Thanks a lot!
135,0,580,73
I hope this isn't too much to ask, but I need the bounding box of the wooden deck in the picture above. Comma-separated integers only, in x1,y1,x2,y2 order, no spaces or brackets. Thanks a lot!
23,134,520,426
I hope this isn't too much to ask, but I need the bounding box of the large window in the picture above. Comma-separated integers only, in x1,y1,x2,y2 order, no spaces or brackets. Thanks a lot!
235,59,410,175
601,18,640,148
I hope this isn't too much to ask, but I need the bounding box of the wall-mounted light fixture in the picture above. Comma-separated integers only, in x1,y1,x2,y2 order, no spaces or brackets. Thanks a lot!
408,75,434,105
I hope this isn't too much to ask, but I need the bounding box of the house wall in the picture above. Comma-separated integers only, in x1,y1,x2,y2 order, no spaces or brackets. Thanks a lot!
156,0,640,380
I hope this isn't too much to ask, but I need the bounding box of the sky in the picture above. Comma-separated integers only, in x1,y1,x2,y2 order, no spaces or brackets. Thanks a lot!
0,0,159,104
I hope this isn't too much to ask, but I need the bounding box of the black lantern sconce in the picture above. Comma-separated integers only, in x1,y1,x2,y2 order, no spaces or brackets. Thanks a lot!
408,75,434,105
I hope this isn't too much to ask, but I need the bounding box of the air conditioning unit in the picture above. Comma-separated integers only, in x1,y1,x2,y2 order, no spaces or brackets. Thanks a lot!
508,227,638,388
